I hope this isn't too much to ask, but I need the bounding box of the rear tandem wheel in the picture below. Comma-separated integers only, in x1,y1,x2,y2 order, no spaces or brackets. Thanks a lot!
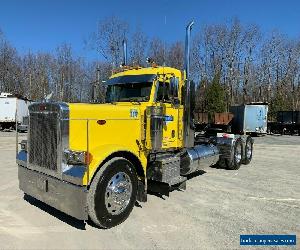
225,138,244,170
243,136,254,165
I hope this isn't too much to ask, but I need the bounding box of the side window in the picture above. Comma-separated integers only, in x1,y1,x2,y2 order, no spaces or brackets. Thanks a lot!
170,77,179,99
156,77,180,103
156,82,170,102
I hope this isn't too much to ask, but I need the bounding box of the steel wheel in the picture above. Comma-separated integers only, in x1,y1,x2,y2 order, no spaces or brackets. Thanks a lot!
87,157,138,229
243,136,253,165
226,138,243,170
235,143,242,164
246,143,252,159
105,172,133,215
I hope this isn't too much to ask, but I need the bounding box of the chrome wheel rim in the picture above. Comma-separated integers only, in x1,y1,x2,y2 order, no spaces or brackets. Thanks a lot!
105,172,132,215
246,142,252,159
235,144,242,163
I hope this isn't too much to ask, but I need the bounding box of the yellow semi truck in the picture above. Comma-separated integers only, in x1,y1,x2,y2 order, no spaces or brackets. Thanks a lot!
16,22,254,228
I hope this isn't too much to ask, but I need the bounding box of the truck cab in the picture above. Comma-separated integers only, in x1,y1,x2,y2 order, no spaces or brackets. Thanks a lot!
17,22,254,229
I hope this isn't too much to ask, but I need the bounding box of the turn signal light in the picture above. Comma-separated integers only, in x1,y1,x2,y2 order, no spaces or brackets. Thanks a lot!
19,140,27,151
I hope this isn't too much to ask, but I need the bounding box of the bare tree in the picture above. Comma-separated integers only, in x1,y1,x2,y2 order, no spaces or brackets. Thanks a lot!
148,37,166,66
88,16,128,68
0,31,20,93
167,41,184,70
86,61,111,103
0,17,299,116
130,27,147,66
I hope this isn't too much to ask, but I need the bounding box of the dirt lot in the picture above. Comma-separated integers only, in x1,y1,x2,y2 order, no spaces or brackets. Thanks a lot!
0,131,299,249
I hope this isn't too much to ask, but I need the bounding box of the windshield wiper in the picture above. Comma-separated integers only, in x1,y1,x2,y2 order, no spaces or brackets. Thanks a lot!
118,97,145,104
129,97,141,104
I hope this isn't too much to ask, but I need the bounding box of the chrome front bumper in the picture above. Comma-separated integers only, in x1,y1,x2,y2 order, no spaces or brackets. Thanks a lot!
18,165,88,220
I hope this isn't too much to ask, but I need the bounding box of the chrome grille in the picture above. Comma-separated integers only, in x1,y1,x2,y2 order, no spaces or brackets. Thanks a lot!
29,111,58,171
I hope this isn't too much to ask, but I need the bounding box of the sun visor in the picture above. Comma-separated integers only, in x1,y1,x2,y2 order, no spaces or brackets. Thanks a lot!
106,74,157,85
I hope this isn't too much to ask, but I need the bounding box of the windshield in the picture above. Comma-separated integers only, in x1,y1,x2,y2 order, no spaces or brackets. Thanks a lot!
105,82,152,102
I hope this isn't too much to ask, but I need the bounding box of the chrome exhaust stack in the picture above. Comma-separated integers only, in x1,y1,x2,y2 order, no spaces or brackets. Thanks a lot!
184,21,194,81
122,40,128,66
183,21,195,148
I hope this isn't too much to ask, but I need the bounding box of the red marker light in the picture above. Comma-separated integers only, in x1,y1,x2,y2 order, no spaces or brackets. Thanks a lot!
97,120,106,125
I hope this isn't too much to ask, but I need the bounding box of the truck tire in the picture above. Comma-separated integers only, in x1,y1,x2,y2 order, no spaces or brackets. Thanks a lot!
243,136,253,165
226,138,243,170
87,157,138,229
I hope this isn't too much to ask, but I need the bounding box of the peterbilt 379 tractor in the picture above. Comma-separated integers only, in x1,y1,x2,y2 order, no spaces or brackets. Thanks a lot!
16,21,254,228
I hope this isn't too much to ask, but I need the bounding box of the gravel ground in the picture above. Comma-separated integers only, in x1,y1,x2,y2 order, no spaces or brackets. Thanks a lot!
0,131,299,249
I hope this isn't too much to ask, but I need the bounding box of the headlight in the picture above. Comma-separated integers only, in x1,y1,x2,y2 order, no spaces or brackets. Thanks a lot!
64,149,87,165
20,140,27,151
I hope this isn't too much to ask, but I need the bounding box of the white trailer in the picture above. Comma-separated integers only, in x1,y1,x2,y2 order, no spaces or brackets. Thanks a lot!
0,93,31,131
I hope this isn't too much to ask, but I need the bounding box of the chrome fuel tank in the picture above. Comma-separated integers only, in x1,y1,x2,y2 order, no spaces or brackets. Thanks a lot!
180,144,219,176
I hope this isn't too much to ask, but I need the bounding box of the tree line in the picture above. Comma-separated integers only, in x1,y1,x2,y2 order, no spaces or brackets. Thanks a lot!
1,16,299,119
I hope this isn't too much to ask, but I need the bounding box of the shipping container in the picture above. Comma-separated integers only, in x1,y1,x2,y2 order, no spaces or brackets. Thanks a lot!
276,111,300,124
268,111,300,135
230,103,268,135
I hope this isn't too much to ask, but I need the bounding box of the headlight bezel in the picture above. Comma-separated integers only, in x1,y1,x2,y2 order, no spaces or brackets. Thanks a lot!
64,149,87,165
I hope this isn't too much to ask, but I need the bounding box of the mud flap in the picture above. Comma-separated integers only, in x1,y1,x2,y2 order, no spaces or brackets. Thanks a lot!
136,180,147,202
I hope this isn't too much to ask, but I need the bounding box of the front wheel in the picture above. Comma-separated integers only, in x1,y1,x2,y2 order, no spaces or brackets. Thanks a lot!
87,157,138,229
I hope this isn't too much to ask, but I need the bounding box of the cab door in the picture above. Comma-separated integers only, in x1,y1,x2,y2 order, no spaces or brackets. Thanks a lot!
156,77,183,149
